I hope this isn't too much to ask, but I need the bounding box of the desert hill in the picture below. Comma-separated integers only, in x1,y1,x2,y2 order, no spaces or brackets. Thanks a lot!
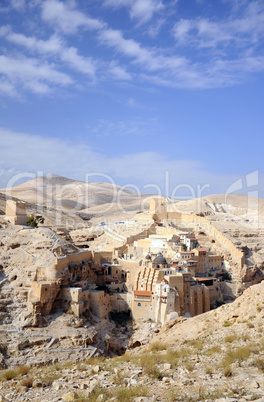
0,174,150,214
169,193,264,219
3,174,264,220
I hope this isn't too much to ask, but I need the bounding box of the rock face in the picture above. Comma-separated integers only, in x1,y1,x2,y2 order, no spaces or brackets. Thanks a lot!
0,218,98,327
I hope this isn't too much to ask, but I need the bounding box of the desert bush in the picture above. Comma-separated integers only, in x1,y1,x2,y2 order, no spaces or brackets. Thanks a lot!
18,365,30,376
229,346,252,361
165,386,180,401
116,353,132,363
88,385,110,402
0,365,30,381
185,339,204,351
178,347,191,359
77,362,88,372
163,349,179,369
224,334,236,343
223,366,233,377
112,369,126,385
199,386,226,400
140,353,163,379
85,356,106,366
149,342,167,352
113,385,149,401
220,345,252,375
19,376,33,388
253,357,264,372
205,345,222,356
0,369,18,381
185,362,195,372
242,334,250,342
205,366,213,375
247,322,254,329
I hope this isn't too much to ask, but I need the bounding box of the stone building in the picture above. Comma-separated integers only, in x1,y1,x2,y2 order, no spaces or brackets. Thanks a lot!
90,290,111,319
5,200,28,225
129,253,210,325
58,287,90,316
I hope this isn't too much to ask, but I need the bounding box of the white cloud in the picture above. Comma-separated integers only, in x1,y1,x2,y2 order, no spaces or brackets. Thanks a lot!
107,61,131,81
59,47,96,76
104,0,164,24
98,28,186,72
173,2,264,48
10,0,25,11
0,79,18,97
127,98,138,107
41,0,105,34
3,29,96,77
0,55,73,96
1,0,264,95
0,127,256,198
98,26,264,88
6,31,63,54
90,118,157,137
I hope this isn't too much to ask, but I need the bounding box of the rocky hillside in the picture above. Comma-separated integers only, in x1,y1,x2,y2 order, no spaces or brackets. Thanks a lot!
0,217,81,328
0,281,263,401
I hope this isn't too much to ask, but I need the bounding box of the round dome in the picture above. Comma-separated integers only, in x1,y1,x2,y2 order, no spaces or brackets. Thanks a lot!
145,254,151,260
152,253,167,265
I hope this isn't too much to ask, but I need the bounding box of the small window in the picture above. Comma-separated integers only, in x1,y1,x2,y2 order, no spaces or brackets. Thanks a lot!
138,302,141,307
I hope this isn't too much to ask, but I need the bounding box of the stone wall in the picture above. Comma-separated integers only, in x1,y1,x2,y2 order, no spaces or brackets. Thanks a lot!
54,250,113,273
150,199,245,268
163,212,245,268
125,223,155,245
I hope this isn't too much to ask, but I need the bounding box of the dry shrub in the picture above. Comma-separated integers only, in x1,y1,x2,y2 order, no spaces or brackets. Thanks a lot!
149,342,167,352
224,334,236,343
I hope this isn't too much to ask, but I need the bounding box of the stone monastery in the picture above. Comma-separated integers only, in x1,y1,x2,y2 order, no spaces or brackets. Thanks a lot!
5,198,244,326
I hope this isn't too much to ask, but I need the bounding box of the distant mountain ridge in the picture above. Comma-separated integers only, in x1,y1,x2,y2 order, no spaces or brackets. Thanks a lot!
0,174,149,214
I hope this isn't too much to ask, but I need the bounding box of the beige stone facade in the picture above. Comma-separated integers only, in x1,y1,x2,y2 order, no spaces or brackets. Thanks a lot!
128,254,210,324
58,287,90,316
5,200,28,225
90,290,111,319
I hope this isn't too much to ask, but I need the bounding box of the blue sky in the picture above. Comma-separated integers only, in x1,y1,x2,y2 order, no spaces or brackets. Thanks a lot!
0,0,263,199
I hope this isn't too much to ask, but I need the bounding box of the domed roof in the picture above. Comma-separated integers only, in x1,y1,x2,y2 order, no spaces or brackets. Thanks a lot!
152,253,167,265
145,254,151,260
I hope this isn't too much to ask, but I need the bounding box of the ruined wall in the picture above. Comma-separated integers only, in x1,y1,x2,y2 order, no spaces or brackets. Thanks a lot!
155,226,178,236
54,250,113,273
